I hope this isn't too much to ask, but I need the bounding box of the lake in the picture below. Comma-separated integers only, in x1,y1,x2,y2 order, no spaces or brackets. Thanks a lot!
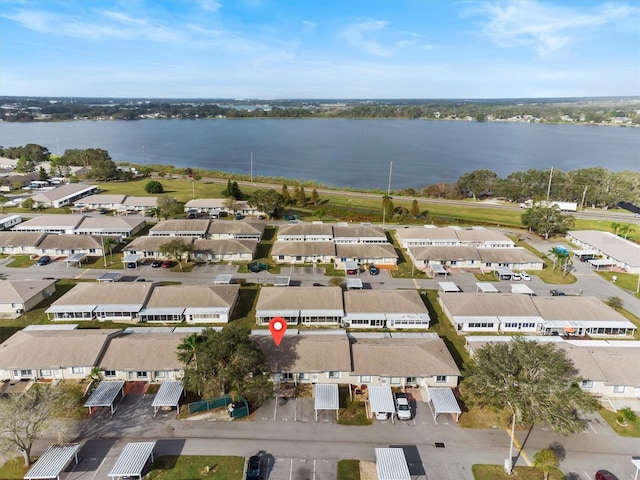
0,119,638,189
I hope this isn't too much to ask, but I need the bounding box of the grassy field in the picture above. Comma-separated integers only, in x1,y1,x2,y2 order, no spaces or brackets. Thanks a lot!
337,460,361,480
598,408,640,437
145,455,244,480
0,457,29,479
472,465,565,480
596,271,640,300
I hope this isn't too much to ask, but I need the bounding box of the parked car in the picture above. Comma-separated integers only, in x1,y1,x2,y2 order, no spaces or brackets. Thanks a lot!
369,264,379,275
375,411,390,420
234,213,244,220
127,262,137,269
36,255,51,266
161,260,172,268
395,392,411,420
313,283,324,287
246,451,267,480
511,273,522,281
550,289,566,296
151,260,162,268
595,470,619,480
520,272,531,281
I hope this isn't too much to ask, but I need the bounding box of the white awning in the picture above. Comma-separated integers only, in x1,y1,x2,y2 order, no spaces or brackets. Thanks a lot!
368,386,395,418
122,254,142,263
108,442,155,479
274,276,290,286
495,266,515,276
431,264,448,275
476,282,499,293
314,383,339,421
46,305,97,313
438,282,460,292
94,304,143,313
84,380,125,414
139,307,185,316
97,272,122,282
572,249,598,256
151,381,183,417
375,448,410,480
510,284,535,295
24,443,80,480
426,387,461,424
213,274,233,284
346,278,363,289
65,253,86,267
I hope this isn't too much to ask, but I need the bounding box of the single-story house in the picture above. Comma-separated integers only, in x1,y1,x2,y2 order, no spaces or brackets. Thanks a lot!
0,213,22,230
395,225,514,249
124,236,194,259
0,279,56,317
118,196,158,214
407,245,481,269
192,238,257,263
35,234,106,258
46,282,154,322
332,224,387,244
31,184,99,208
99,329,191,382
73,194,128,211
454,228,515,248
567,230,640,274
343,290,431,329
12,214,85,234
271,241,336,264
439,292,543,333
138,284,240,323
348,333,461,389
0,172,39,192
252,330,353,385
73,215,146,238
207,221,265,240
255,286,344,325
532,296,636,337
277,223,334,242
0,326,120,381
149,219,211,238
183,198,264,217
335,243,399,267
477,248,544,271
0,231,46,255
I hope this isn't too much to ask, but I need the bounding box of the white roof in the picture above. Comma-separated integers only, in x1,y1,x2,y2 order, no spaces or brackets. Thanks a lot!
84,381,124,408
66,252,86,262
495,266,515,275
274,276,291,286
431,264,447,274
122,254,142,263
213,274,233,284
24,443,80,480
510,284,535,295
97,272,122,282
368,386,395,414
108,442,155,478
476,282,499,293
375,448,411,480
589,258,616,266
439,282,460,292
151,381,183,408
428,388,461,414
572,249,598,256
314,383,339,410
346,278,363,289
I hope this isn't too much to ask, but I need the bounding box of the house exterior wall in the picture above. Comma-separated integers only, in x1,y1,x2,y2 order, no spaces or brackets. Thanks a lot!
581,381,640,400
272,253,334,264
0,216,22,230
193,251,253,262
185,311,231,323
274,371,349,385
103,369,183,383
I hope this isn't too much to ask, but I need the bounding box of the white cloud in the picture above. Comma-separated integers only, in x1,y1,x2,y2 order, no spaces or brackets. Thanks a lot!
97,9,146,26
302,20,317,31
473,0,637,56
341,20,393,57
200,0,222,13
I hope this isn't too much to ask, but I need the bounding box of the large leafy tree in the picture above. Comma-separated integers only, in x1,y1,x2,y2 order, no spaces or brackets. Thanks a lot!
157,197,185,220
0,383,70,466
456,169,498,200
178,328,273,408
144,180,164,194
158,238,192,270
521,204,575,239
464,337,599,436
247,190,284,219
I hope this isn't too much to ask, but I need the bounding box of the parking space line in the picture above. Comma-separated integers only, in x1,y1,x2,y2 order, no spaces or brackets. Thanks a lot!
313,459,316,480
273,398,278,421
289,459,293,480
294,398,297,422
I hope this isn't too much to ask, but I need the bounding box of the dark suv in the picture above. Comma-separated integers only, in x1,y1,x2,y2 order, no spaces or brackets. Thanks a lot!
246,452,267,480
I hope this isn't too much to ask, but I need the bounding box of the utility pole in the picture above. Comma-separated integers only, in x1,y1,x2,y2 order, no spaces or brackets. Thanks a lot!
382,161,393,229
546,166,553,201
580,186,588,211
250,152,254,183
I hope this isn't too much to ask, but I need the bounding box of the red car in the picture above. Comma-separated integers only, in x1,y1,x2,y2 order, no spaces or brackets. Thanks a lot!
595,470,618,480
160,260,172,268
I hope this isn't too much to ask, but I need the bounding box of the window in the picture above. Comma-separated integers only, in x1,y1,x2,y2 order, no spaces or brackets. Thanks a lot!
155,371,166,378
103,370,116,378
360,375,372,383
328,371,340,379
281,373,294,381
613,385,625,393
436,375,447,383
299,373,309,381
390,377,401,385
136,371,148,379
39,369,52,377
406,377,417,385
581,380,593,389
72,367,84,374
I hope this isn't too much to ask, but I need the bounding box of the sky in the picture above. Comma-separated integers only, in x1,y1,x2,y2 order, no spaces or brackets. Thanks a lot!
1,0,639,99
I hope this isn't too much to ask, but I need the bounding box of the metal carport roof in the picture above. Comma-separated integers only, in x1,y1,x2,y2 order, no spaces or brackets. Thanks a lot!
108,442,155,479
431,264,448,276
476,282,499,293
84,380,125,414
438,281,460,292
367,386,396,422
425,387,461,424
151,381,184,417
345,278,363,289
510,284,535,295
314,383,339,421
24,443,80,480
64,253,86,267
213,274,233,284
121,254,142,263
375,448,410,480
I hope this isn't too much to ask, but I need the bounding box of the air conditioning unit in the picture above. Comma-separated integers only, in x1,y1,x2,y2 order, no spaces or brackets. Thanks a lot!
16,309,24,314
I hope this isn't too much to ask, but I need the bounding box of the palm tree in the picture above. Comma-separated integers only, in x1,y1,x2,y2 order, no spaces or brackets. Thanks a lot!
619,223,635,240
177,333,202,370
102,237,118,266
610,222,621,236
148,206,161,222
533,448,559,480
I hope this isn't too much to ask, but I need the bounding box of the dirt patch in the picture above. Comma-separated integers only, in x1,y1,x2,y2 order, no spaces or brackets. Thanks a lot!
360,461,377,480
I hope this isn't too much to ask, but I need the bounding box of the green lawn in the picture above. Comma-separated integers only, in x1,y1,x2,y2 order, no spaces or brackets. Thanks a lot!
598,408,640,437
596,271,640,299
0,457,29,479
145,455,244,480
472,465,565,480
337,460,361,480
510,236,577,285
337,387,372,426
5,255,37,268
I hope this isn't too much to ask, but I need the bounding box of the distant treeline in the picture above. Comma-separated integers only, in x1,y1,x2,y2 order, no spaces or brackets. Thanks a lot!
1,97,639,125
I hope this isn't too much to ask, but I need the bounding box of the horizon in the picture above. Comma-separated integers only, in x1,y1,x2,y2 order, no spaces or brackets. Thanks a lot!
1,0,639,99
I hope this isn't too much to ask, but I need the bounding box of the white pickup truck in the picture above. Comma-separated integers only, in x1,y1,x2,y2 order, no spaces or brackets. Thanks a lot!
395,392,411,420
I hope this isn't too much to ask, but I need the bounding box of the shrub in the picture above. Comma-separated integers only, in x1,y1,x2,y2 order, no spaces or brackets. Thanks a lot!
621,407,637,422
144,180,164,194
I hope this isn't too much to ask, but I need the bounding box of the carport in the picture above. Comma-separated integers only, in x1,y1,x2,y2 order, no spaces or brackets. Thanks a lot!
64,253,86,268
108,442,155,480
588,258,615,270
274,276,291,286
97,272,122,283
367,386,396,422
632,456,640,480
345,278,363,290
121,254,142,268
426,387,461,424
510,284,535,296
375,448,410,480
476,282,499,293
431,264,449,277
24,443,80,480
314,383,339,421
84,380,125,415
213,274,233,284
495,266,515,280
438,281,460,293
151,381,184,417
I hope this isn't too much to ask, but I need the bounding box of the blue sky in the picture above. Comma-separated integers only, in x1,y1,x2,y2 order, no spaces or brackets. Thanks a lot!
1,0,638,99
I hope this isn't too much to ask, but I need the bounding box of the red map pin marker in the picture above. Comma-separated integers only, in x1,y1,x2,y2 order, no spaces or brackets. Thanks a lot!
269,317,287,346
